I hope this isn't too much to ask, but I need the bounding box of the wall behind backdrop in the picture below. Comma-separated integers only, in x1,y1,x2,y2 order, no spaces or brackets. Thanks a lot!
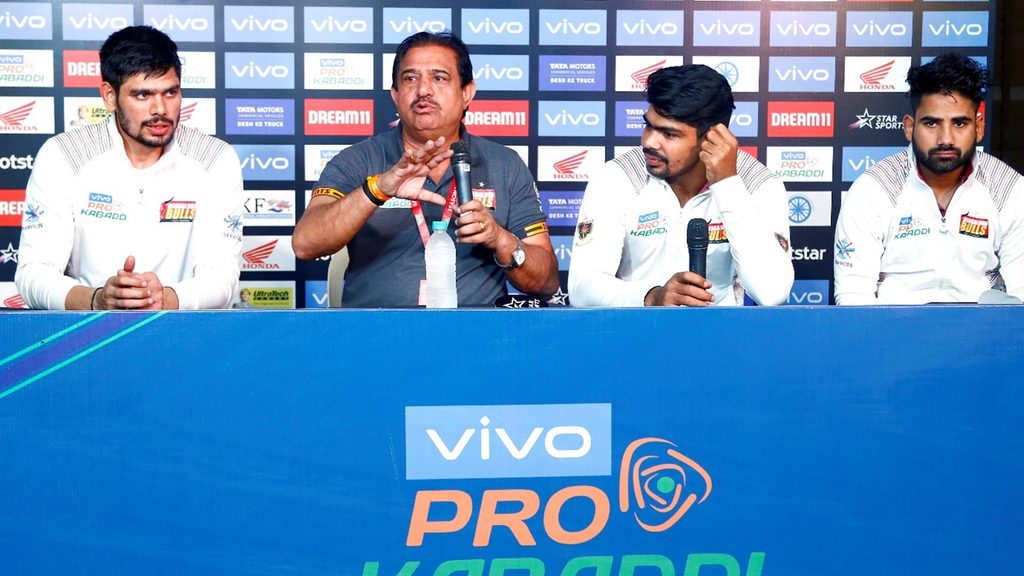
0,0,998,308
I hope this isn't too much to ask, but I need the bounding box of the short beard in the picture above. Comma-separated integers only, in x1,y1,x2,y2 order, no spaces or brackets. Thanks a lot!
913,141,974,175
115,106,175,149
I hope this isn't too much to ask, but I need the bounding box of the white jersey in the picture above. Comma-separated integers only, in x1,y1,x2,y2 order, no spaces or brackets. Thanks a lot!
569,148,794,307
15,118,245,310
834,146,1024,305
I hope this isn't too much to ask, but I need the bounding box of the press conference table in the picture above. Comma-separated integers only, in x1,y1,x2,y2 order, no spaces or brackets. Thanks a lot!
1,306,1021,575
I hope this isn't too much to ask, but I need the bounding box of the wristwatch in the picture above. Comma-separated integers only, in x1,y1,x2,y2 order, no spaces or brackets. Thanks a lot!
495,235,526,271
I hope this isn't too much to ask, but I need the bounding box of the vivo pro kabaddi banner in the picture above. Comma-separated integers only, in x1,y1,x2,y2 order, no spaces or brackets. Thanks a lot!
0,1,997,307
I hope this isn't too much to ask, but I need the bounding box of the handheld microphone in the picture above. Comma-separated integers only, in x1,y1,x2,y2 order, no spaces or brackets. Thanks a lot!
687,218,709,278
451,141,473,206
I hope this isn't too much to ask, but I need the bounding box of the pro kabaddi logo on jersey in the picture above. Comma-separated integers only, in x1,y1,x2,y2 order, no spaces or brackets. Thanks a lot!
959,214,989,238
160,199,196,223
896,215,930,239
81,192,126,221
708,221,728,244
630,210,667,237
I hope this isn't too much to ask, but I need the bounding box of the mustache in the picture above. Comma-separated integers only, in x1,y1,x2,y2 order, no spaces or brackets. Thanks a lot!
929,145,961,156
142,115,175,126
412,97,439,109
642,148,667,163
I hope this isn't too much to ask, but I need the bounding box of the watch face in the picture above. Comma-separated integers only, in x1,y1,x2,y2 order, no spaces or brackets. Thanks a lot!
513,248,526,266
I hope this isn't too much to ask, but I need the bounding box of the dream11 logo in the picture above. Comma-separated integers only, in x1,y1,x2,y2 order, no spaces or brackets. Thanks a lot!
383,403,766,576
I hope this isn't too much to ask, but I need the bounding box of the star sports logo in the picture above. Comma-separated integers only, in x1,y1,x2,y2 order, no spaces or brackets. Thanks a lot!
630,60,665,86
243,239,277,265
848,108,902,131
554,150,588,175
0,242,18,265
0,101,34,126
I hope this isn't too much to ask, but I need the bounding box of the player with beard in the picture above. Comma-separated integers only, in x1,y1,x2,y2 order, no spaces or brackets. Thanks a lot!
834,53,1024,304
16,26,244,310
569,64,793,307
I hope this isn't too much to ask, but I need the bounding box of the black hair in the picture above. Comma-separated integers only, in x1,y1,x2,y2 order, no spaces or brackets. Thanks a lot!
643,64,735,137
391,31,473,88
907,53,990,112
99,25,181,92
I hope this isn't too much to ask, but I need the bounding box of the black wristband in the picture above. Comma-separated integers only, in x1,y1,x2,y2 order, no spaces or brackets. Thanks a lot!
362,178,387,206
90,287,101,310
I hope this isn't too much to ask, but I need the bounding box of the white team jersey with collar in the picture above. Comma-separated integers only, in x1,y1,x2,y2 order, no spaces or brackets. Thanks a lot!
834,145,1024,304
15,118,245,310
569,147,794,307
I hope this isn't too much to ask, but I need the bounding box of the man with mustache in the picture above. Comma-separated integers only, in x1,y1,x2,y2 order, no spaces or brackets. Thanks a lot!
834,53,1024,304
569,64,793,307
293,31,557,307
16,26,244,310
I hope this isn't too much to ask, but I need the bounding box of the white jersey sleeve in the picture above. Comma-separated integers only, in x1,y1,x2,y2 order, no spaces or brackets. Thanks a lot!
833,173,888,305
996,177,1024,300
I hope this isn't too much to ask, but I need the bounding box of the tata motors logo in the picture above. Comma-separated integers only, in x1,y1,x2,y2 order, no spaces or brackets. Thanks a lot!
541,191,583,227
844,57,911,93
225,52,294,90
224,5,293,43
145,4,214,42
923,11,987,47
382,8,451,44
226,98,294,136
0,3,51,40
767,101,834,138
539,9,607,46
770,11,836,47
304,7,372,44
846,11,912,47
461,9,529,46
540,55,604,92
464,100,529,137
62,3,132,41
616,10,684,47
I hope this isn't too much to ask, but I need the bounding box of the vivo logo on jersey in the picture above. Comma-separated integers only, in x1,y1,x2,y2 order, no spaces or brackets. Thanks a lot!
538,101,605,137
473,54,529,92
236,145,295,181
382,8,451,43
769,57,835,93
770,11,836,47
62,4,132,41
846,11,913,47
224,6,293,43
617,10,684,46
922,11,988,47
145,5,214,42
0,4,51,40
461,9,529,45
841,147,903,182
225,53,293,89
305,7,373,44
539,10,607,46
693,11,760,46
405,403,611,480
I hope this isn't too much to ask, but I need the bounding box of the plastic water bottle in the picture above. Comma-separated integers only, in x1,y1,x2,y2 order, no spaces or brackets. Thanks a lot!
425,220,457,308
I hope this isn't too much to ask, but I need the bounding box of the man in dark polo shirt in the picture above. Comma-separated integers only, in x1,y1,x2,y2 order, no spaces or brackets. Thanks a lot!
292,31,558,307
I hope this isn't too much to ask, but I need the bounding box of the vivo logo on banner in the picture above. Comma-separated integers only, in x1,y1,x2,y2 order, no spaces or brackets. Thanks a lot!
846,11,913,47
225,6,293,43
405,403,611,480
539,101,605,137
235,144,295,181
305,7,372,44
552,235,573,270
616,10,684,46
787,280,829,305
225,52,293,89
461,9,529,45
473,54,529,92
769,56,835,93
730,101,758,138
841,146,903,182
693,11,760,47
922,11,988,47
770,11,836,47
145,5,213,42
539,10,607,46
62,4,132,41
382,8,451,44
305,281,328,309
0,3,52,40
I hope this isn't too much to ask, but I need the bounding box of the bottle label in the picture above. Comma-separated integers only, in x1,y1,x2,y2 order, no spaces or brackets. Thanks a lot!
418,279,428,307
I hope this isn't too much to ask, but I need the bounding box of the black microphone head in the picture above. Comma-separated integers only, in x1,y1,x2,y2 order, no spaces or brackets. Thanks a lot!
451,141,471,165
687,218,709,249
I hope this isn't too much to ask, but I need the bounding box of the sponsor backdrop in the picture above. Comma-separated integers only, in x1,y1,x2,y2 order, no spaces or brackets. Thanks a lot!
1,307,1023,574
0,1,997,307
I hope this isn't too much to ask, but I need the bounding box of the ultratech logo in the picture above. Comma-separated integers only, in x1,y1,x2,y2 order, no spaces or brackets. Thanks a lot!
464,100,529,137
0,154,33,170
767,101,834,138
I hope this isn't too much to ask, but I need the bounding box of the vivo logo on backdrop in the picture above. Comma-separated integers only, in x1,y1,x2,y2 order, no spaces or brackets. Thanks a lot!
922,11,988,47
235,144,295,181
770,11,835,47
769,56,835,93
538,101,605,137
224,6,293,43
225,52,294,89
730,101,758,138
461,9,529,45
616,10,684,46
841,146,903,182
539,10,607,46
846,11,913,47
693,11,760,47
382,8,451,44
0,3,51,40
62,4,132,41
304,7,372,44
473,54,529,91
145,5,214,42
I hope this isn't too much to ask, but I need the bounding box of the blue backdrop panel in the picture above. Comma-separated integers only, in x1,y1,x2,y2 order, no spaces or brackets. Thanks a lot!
1,307,1022,575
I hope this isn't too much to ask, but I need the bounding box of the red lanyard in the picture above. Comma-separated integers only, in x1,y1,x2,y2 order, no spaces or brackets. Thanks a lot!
410,180,459,247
